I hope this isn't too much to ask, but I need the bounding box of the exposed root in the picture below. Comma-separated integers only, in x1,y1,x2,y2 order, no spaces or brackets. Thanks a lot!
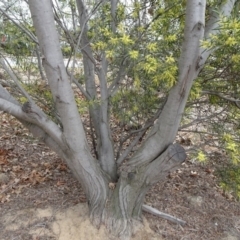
90,214,102,228
103,216,132,239
142,204,186,226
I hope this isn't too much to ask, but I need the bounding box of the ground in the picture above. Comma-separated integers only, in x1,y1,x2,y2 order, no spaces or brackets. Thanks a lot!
0,113,240,240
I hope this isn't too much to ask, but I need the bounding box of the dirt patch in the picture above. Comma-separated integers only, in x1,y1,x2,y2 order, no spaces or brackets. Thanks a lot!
0,203,160,240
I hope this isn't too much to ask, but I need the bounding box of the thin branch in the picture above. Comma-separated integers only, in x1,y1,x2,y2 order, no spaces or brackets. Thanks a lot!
184,138,222,153
65,68,91,100
178,129,219,137
0,56,48,119
117,106,163,165
179,108,226,130
116,123,150,163
0,56,34,103
70,0,103,82
108,55,129,97
117,131,145,166
202,90,240,107
110,0,119,32
52,1,75,48
142,204,186,226
0,8,38,44
75,0,101,158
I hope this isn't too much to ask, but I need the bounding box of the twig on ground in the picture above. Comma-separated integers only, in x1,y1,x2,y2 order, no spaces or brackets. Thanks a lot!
142,204,186,226
0,179,20,195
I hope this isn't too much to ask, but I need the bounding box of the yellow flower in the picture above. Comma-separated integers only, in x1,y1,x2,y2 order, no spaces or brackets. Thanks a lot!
201,40,212,48
143,55,158,73
93,41,107,50
109,37,119,45
129,50,139,59
101,28,111,37
197,151,207,162
228,18,240,29
166,34,177,42
106,50,114,59
161,70,176,87
121,34,133,45
225,37,237,46
146,43,157,52
231,54,240,63
166,55,175,64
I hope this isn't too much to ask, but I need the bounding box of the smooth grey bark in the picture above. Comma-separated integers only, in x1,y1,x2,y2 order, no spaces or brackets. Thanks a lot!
28,0,109,226
95,56,116,179
76,0,117,181
103,143,186,238
35,46,47,81
110,0,119,32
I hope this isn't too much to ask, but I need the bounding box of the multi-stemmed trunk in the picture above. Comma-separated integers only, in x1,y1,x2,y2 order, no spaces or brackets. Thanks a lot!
58,142,186,239
0,0,237,239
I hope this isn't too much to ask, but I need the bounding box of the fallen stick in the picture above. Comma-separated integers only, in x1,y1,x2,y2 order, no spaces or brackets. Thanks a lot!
142,204,186,226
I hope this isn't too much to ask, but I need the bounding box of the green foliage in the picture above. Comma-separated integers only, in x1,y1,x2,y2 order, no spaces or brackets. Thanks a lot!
196,150,207,163
187,4,240,143
21,82,56,120
17,81,88,124
216,164,240,200
111,87,161,126
75,97,95,115
0,21,35,57
61,44,72,57
200,14,240,100
222,133,240,165
87,0,186,124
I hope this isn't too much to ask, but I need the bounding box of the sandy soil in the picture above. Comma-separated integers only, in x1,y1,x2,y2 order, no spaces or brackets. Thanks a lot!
0,203,159,240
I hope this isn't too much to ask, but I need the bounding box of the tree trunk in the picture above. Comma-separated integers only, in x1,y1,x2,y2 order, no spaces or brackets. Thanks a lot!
85,143,186,239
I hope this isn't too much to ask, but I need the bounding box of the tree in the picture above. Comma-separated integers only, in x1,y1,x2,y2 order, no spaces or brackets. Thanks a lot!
0,0,238,239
